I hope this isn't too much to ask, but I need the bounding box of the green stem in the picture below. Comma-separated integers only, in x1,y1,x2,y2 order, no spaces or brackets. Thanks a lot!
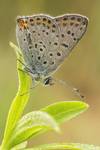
1,43,31,149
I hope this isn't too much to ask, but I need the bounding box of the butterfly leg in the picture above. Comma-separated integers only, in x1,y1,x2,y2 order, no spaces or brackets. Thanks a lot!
17,58,29,69
17,58,33,74
18,68,26,73
43,77,55,86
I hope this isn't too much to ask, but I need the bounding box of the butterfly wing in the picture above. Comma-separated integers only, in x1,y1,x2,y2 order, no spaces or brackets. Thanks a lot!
45,14,88,75
16,15,60,76
16,14,88,78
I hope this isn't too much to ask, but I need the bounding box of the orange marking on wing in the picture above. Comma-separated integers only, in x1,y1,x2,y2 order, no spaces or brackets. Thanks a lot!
17,19,28,29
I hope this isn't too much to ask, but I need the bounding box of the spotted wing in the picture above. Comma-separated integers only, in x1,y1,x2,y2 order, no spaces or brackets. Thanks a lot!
16,14,88,78
16,14,60,76
45,14,88,75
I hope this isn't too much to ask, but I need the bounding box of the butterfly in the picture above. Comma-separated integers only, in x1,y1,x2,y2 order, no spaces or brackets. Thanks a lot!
16,14,88,86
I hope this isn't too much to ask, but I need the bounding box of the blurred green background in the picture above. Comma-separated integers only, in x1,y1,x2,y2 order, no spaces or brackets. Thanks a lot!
0,0,100,147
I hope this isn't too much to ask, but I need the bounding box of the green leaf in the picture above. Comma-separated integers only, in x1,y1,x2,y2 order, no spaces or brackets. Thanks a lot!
11,141,27,150
42,101,89,124
21,101,88,142
9,111,60,148
1,42,31,149
9,101,88,148
27,101,88,139
24,143,100,150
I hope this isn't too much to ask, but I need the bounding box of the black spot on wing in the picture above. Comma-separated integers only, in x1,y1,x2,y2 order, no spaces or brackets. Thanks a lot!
61,43,68,48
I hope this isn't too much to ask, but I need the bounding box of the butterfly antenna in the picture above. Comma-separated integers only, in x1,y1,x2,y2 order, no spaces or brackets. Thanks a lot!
54,78,85,100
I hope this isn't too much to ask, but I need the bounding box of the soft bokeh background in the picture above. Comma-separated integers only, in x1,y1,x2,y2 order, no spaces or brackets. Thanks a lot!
0,0,100,147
